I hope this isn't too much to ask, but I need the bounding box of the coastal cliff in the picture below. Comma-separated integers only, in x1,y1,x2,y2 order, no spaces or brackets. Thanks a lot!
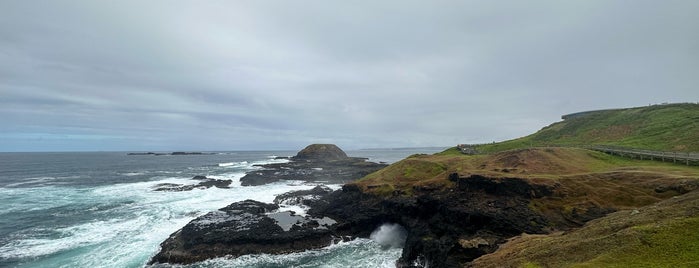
309,148,699,266
150,104,699,267
150,147,699,267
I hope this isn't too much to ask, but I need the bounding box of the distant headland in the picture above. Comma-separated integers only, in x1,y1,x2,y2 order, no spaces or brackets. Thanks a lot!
126,152,214,156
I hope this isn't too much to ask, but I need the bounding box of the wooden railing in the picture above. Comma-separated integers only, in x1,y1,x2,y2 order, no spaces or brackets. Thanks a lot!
455,143,699,166
589,145,699,166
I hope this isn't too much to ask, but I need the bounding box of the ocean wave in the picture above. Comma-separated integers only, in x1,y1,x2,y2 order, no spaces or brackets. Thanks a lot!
3,177,57,188
218,161,248,167
186,239,401,268
0,218,141,259
120,172,146,176
0,178,326,266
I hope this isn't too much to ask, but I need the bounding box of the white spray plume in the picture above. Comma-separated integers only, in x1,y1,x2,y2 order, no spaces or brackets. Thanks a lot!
370,223,408,249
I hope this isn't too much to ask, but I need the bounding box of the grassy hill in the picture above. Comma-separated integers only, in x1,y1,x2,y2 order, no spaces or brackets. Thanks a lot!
355,147,699,197
472,189,699,268
352,104,699,266
474,103,699,153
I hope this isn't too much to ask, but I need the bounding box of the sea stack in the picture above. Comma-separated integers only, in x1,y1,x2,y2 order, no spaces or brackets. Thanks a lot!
292,144,349,161
239,144,387,186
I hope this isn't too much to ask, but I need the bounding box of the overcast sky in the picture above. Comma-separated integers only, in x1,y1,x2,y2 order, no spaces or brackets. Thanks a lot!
1,1,697,152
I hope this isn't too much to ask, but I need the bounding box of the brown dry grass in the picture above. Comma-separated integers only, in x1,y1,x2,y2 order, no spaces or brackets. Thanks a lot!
355,147,699,197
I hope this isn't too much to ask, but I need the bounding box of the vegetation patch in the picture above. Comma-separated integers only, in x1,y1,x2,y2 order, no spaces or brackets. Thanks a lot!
473,103,699,153
472,190,699,267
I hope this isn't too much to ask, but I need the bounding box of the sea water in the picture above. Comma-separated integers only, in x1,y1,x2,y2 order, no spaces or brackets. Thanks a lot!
0,148,443,268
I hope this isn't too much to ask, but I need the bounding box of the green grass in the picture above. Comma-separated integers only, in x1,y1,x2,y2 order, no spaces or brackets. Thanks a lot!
573,217,699,268
435,147,463,156
474,103,699,153
354,157,449,196
473,191,699,267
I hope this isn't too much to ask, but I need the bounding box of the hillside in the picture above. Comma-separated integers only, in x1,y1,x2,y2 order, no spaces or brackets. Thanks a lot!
472,189,699,267
355,147,699,196
347,103,699,266
474,103,699,153
349,147,699,267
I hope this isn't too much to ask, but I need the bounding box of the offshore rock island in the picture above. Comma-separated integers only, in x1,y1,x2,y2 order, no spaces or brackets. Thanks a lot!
239,144,388,186
150,104,699,267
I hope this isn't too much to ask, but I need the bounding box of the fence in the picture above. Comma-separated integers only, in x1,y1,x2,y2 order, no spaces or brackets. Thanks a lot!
590,145,699,166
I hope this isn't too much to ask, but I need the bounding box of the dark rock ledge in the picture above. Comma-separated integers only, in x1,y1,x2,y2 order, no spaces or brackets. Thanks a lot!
308,174,557,268
152,176,232,192
239,144,387,186
149,188,340,265
153,145,553,266
149,173,561,266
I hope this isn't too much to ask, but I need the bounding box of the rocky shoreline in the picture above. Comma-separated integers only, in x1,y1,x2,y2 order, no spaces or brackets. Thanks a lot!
307,175,558,267
149,172,573,267
149,144,388,264
149,144,698,267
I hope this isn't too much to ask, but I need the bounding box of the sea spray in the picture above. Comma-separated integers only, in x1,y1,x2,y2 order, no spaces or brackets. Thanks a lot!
370,223,408,249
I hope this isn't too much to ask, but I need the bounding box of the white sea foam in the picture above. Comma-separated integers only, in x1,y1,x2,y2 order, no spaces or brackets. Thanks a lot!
218,161,247,167
3,176,57,187
121,172,146,176
191,238,401,268
0,177,324,267
370,223,408,249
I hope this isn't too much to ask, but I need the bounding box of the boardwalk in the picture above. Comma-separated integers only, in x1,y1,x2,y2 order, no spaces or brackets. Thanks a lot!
456,144,699,166
590,146,699,166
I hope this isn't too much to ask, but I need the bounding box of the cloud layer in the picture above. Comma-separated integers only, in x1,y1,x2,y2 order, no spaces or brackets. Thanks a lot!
1,1,698,151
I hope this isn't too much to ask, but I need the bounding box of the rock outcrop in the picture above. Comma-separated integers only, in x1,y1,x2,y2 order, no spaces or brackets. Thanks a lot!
239,144,387,186
307,175,555,267
292,144,348,161
151,169,697,266
149,199,340,265
273,185,334,208
152,176,232,191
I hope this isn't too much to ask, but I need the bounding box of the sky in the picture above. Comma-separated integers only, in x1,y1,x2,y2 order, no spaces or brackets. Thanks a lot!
1,1,698,152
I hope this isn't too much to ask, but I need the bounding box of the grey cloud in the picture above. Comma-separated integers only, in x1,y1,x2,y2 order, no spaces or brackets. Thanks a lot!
1,0,698,151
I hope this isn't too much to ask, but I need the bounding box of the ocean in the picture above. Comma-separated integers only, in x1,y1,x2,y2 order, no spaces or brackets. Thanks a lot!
0,148,444,268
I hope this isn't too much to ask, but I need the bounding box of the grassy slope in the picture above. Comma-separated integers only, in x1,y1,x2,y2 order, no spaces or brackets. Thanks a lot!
474,103,699,153
354,148,699,267
472,190,699,268
354,103,699,267
355,148,699,199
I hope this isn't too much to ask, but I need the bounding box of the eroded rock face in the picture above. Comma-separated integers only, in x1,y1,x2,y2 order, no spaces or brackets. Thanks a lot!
240,144,387,186
308,176,556,268
149,199,339,265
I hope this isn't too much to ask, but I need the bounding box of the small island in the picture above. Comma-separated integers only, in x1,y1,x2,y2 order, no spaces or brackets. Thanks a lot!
126,151,214,156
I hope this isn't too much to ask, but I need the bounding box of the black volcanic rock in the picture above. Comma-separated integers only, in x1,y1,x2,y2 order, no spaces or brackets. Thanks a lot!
239,144,387,186
192,175,208,180
307,175,557,268
152,176,232,191
273,185,334,208
149,199,339,265
293,144,348,161
150,173,578,267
